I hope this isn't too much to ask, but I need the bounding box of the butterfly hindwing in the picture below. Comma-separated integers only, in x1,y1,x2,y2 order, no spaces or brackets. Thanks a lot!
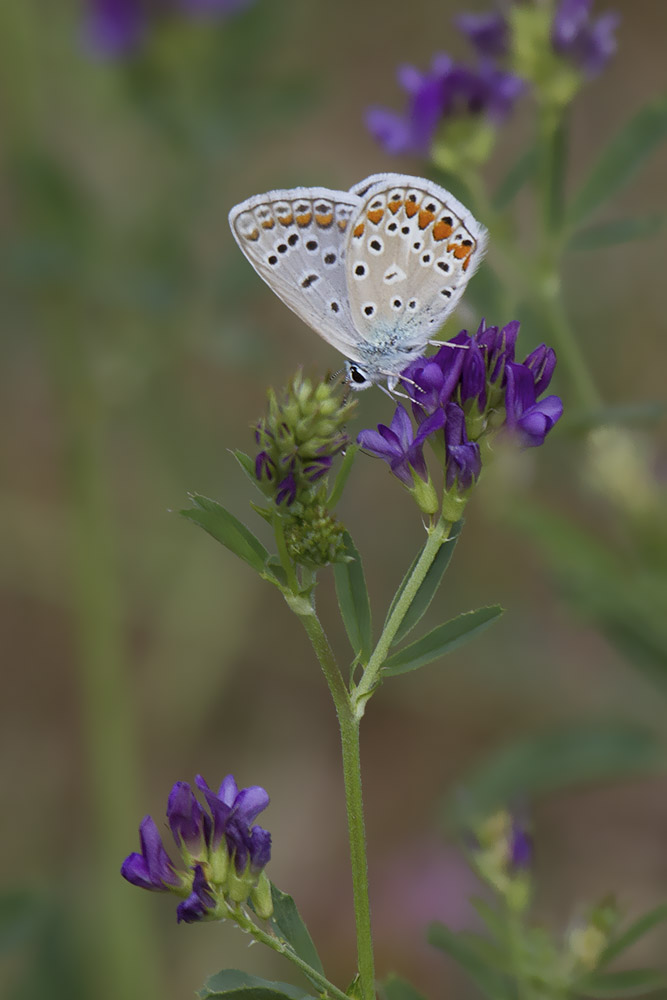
228,187,365,360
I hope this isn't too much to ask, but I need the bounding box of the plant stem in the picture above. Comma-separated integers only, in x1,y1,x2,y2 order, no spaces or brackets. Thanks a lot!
536,107,603,412
287,603,375,1000
354,516,452,711
233,906,351,1000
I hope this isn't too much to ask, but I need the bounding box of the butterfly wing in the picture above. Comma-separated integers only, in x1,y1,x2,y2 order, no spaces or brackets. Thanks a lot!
344,174,488,353
229,187,365,361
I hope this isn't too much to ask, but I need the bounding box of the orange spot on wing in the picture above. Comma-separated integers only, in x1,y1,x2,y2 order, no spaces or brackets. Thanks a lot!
463,256,472,270
449,243,472,260
405,201,419,218
418,209,435,229
315,212,334,227
353,222,365,238
338,219,348,231
277,213,294,226
367,208,383,224
296,212,312,227
246,229,260,241
261,219,275,230
433,221,453,241
388,199,403,214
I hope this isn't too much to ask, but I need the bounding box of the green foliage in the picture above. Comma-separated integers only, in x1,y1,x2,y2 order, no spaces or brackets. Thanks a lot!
268,886,325,979
568,96,667,223
181,493,270,575
493,147,539,210
428,921,514,1000
199,970,316,1000
383,606,503,677
381,975,427,1000
447,721,665,825
386,520,463,645
567,215,663,251
333,532,373,662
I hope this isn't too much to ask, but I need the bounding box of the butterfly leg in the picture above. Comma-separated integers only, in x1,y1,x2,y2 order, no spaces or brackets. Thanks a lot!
427,339,470,350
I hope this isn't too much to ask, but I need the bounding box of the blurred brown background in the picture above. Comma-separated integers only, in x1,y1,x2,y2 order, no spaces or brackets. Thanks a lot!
1,1,666,998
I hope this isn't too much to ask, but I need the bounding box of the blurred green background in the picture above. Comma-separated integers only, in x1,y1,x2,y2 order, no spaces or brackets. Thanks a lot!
1,2,666,999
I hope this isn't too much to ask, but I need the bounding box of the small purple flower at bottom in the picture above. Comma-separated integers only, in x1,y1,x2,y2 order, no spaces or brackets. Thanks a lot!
177,864,216,923
357,405,445,486
551,0,619,76
509,823,533,871
121,815,181,891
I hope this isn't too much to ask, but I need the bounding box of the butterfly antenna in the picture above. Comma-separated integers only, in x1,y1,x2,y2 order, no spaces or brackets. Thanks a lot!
428,339,469,350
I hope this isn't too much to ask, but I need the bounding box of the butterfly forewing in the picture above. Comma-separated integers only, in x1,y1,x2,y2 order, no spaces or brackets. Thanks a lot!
228,187,365,360
344,175,488,349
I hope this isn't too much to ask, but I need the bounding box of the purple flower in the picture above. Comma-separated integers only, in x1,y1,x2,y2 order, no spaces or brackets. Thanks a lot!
357,404,445,486
84,0,146,54
456,11,508,58
275,470,297,506
402,341,467,418
444,402,481,490
84,0,255,56
366,54,524,156
504,361,563,447
195,774,270,872
551,0,619,76
121,815,181,891
122,774,272,921
168,781,209,855
475,318,519,384
176,864,216,923
509,823,532,870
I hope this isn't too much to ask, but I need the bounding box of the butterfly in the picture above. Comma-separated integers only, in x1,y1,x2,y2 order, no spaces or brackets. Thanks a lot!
228,173,487,391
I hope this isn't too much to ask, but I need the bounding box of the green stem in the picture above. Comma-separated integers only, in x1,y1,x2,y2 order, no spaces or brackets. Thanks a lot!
354,516,452,711
286,601,375,1000
536,107,603,412
538,278,603,410
274,512,299,594
232,906,351,1000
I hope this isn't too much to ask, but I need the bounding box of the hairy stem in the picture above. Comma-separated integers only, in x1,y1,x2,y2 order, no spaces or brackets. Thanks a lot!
288,602,375,1000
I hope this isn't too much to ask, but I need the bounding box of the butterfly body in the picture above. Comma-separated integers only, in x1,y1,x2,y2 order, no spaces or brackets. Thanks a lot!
229,173,487,389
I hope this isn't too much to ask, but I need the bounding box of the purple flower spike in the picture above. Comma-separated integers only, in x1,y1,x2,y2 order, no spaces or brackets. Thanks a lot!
402,339,468,417
444,403,481,490
357,405,444,486
456,11,508,57
505,363,563,447
176,865,216,924
276,471,297,506
552,0,619,76
121,816,181,891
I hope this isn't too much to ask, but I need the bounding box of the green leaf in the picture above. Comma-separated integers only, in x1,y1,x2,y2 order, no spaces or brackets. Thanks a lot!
269,885,324,977
333,532,372,661
387,520,463,646
577,969,667,998
569,97,667,223
327,444,359,508
180,494,269,574
493,147,538,210
469,897,507,945
600,905,667,967
428,922,513,1000
232,449,268,495
567,215,663,252
382,975,427,1000
199,970,316,1000
383,606,503,677
447,721,665,826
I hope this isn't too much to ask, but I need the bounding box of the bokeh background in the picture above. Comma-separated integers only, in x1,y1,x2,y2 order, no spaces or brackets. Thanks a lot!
2,2,666,998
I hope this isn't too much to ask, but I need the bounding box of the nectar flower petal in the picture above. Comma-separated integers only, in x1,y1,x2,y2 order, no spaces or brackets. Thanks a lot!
176,864,216,924
121,816,180,891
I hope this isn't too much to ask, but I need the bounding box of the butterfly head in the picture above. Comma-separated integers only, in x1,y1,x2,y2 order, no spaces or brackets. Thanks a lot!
344,361,374,391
